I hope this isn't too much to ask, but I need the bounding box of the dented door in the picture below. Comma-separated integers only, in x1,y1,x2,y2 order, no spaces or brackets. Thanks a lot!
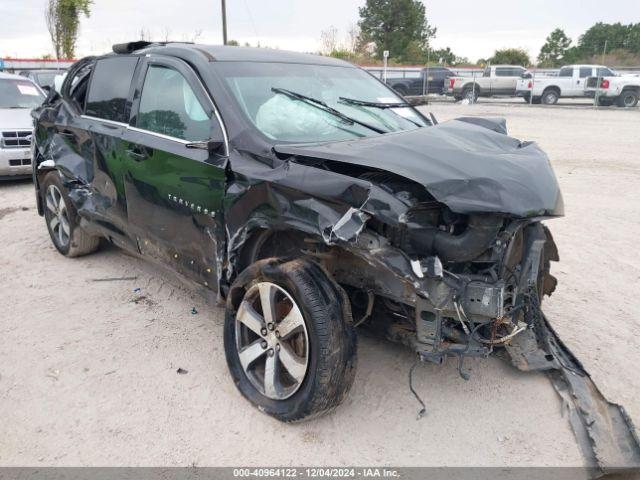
122,56,227,290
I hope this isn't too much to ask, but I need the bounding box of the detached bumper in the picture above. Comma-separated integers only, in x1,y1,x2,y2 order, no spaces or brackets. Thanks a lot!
0,147,32,177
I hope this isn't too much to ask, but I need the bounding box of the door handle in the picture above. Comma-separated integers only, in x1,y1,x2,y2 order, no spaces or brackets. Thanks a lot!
126,146,151,161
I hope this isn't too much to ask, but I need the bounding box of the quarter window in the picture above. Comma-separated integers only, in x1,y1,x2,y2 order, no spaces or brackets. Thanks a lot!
85,57,138,123
136,65,211,141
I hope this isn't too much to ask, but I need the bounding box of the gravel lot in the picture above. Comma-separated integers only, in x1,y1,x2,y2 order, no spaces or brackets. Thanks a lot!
1,100,638,473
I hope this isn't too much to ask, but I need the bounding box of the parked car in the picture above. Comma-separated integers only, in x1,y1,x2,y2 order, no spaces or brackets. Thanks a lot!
32,42,564,422
385,67,454,96
585,74,640,107
19,69,66,92
446,65,527,101
0,72,45,179
515,65,616,105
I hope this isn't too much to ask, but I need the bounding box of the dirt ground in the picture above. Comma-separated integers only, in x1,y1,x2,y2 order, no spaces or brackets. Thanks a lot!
1,100,639,473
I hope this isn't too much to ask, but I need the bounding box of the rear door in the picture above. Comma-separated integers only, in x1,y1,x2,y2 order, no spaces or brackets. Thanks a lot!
557,66,574,96
122,56,227,290
577,67,593,95
493,67,524,95
82,55,141,249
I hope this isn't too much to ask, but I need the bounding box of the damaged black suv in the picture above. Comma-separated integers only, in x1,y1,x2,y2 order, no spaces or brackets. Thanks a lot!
32,42,564,421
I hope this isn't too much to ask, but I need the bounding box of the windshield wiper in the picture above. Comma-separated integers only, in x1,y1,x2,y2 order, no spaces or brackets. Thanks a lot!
271,87,388,134
339,96,426,127
338,97,409,108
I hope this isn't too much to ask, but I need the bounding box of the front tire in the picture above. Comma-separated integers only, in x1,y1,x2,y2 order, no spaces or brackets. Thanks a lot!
42,172,100,257
616,90,639,108
224,258,357,422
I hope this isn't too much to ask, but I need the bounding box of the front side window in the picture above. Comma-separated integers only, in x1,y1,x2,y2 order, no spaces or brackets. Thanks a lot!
0,78,45,109
136,65,211,141
597,68,615,77
214,62,429,143
483,68,491,77
85,56,139,123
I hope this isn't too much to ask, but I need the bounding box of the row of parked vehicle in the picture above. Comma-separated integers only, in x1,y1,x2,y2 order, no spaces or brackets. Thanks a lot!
384,64,640,108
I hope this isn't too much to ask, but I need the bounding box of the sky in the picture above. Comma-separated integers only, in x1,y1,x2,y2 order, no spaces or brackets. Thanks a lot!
1,0,639,62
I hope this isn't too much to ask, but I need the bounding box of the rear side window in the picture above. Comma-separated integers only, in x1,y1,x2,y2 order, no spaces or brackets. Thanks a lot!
136,65,211,141
495,67,521,77
559,67,573,77
579,67,592,78
85,57,138,123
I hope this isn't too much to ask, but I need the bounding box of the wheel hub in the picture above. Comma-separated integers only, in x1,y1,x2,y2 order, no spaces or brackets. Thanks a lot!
45,185,70,248
234,282,309,400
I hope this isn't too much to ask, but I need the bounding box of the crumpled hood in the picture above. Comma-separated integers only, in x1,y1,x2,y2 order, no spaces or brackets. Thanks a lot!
274,119,564,218
0,108,34,131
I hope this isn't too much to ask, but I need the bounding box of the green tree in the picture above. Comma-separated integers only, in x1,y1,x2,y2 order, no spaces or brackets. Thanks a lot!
45,0,92,59
577,22,631,57
489,48,531,66
358,0,437,63
538,28,572,66
430,47,467,65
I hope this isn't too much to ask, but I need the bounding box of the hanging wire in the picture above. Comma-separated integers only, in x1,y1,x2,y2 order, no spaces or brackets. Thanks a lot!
409,359,427,420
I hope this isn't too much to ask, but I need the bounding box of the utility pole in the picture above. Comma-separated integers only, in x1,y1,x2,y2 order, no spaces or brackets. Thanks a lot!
221,0,228,45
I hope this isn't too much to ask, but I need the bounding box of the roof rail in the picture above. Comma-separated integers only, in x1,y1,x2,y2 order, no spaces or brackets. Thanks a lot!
112,41,195,55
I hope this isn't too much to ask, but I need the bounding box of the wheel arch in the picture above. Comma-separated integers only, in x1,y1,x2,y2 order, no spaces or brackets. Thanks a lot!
542,85,561,96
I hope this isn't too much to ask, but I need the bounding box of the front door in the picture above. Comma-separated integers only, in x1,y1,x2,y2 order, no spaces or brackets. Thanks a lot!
122,57,228,290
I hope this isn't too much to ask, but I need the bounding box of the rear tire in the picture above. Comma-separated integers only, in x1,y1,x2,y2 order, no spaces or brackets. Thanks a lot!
616,90,638,108
224,258,357,422
541,89,559,105
394,86,408,97
462,86,479,103
42,171,100,257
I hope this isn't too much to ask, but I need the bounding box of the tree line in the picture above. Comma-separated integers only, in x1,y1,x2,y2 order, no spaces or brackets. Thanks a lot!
39,0,640,69
322,0,640,68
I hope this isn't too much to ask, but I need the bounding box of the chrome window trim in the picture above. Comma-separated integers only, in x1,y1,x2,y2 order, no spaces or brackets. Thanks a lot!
126,126,191,145
80,115,129,128
135,56,230,156
81,61,230,155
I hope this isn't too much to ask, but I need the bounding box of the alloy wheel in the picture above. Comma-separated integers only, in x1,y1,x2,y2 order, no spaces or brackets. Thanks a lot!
45,185,71,248
235,282,309,400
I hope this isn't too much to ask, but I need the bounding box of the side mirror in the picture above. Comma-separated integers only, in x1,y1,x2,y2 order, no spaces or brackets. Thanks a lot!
185,139,224,154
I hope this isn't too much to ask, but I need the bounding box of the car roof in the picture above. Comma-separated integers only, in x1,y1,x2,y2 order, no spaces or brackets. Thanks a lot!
491,65,525,68
562,64,606,68
26,69,66,74
121,42,355,67
0,71,35,80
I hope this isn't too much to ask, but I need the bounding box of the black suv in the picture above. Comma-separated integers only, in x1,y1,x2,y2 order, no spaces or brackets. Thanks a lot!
31,42,563,422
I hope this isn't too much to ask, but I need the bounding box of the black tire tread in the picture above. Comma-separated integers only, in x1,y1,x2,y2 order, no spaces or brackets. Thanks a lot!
224,258,357,423
42,171,100,258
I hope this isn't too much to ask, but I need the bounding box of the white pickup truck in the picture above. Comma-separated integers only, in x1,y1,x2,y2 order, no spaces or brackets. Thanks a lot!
446,65,527,102
584,74,640,108
515,65,616,104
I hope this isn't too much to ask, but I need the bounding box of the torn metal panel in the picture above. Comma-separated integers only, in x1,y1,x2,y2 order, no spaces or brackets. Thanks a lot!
508,316,640,476
274,119,564,218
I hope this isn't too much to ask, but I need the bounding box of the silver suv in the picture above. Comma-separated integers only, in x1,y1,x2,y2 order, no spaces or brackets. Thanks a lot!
0,72,45,179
